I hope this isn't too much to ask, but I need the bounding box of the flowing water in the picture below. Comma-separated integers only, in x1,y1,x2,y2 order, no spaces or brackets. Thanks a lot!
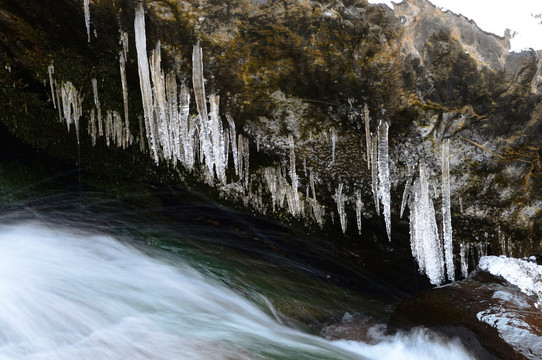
0,159,479,359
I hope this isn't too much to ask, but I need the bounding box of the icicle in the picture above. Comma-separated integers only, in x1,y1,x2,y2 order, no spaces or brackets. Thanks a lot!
55,82,62,122
264,167,278,211
237,134,244,182
377,121,391,241
370,133,379,215
134,2,159,163
104,110,112,147
400,174,413,219
335,183,347,234
209,93,226,184
441,139,454,281
192,42,214,177
242,136,250,191
150,42,171,161
91,78,103,137
460,243,469,278
89,108,97,146
288,135,301,216
309,169,317,200
179,84,194,169
331,128,337,164
60,83,72,130
47,64,56,109
356,190,363,235
119,48,130,138
84,0,91,42
226,114,238,176
60,81,82,144
118,31,129,133
408,162,445,286
166,72,179,160
364,104,371,170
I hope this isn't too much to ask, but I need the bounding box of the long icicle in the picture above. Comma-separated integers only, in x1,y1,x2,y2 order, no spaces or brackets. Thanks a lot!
134,2,159,163
84,0,91,42
442,139,454,281
371,133,379,215
377,121,391,241
364,104,371,170
356,190,363,235
119,31,130,142
335,183,347,234
192,42,214,178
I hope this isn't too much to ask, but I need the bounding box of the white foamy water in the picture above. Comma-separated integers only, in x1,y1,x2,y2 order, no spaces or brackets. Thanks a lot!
0,222,475,359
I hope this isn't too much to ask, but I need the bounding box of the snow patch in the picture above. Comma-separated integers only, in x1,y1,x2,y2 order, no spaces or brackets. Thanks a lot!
479,255,542,308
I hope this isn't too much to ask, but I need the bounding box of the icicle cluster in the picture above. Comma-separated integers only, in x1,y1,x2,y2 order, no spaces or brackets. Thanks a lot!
59,82,83,144
88,78,133,148
365,107,392,241
408,162,445,285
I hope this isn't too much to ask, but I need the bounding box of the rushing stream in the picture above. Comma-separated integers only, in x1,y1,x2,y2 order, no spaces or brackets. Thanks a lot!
0,219,476,360
0,156,479,359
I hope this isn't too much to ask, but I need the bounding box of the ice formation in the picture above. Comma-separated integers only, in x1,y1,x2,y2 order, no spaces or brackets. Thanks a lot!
134,3,158,163
441,139,454,281
377,121,391,241
288,136,302,216
84,0,91,42
59,81,82,145
356,191,363,235
331,128,337,164
47,64,56,109
460,243,469,278
119,31,130,134
335,183,347,234
370,134,379,215
408,162,445,286
479,256,542,308
364,103,371,170
400,174,412,219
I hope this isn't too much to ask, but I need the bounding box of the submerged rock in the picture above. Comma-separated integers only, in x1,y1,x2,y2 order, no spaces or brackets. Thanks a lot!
389,268,542,359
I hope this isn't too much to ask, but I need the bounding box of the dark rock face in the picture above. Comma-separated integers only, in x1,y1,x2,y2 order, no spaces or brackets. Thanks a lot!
389,270,542,359
0,0,540,280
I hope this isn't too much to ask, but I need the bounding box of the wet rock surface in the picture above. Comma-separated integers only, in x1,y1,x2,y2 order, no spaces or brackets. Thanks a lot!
389,269,542,359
